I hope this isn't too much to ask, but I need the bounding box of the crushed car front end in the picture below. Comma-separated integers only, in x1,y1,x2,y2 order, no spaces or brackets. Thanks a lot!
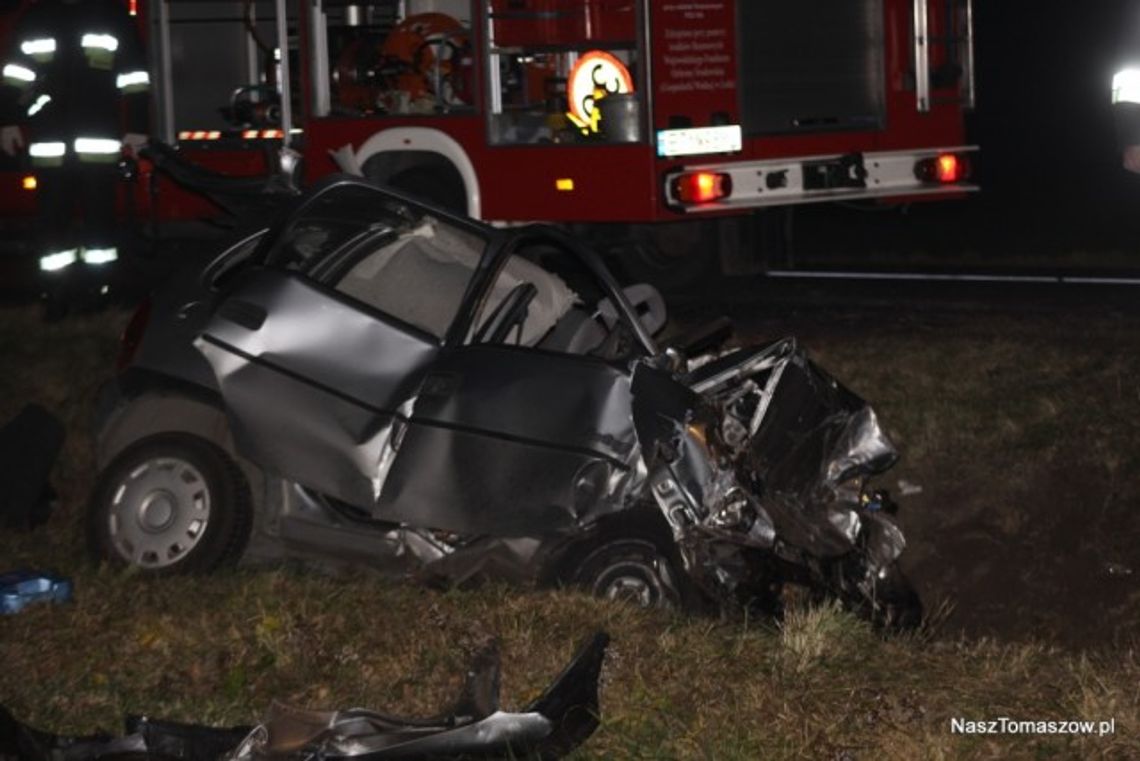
628,337,919,624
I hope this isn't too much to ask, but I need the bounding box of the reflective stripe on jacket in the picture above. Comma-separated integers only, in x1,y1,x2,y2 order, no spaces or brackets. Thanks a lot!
0,0,149,141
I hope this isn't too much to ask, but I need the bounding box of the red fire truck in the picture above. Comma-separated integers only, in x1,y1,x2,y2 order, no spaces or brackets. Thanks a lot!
3,0,978,281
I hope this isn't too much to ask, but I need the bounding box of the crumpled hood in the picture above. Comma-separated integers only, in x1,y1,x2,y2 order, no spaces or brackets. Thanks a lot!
743,345,898,499
688,338,899,558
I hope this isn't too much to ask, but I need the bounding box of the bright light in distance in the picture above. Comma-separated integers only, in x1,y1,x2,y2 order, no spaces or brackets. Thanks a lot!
1113,67,1140,104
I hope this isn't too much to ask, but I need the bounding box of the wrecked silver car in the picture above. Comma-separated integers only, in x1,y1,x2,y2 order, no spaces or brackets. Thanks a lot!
91,177,919,625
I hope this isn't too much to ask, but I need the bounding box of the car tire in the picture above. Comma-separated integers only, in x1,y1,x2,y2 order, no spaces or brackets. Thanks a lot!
87,434,252,574
569,539,683,610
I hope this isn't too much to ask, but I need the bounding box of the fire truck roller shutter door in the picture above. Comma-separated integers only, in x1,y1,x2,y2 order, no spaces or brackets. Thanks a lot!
352,127,481,218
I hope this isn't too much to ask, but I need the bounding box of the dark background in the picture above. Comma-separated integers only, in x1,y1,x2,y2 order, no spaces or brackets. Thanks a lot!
972,0,1131,207
786,1,1140,270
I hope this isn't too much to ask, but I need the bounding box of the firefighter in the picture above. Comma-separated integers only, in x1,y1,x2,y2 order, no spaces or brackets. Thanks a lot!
0,0,149,313
1113,3,1140,174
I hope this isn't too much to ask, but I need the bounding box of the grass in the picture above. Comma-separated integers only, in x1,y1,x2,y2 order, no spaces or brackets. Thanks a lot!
1,304,1139,759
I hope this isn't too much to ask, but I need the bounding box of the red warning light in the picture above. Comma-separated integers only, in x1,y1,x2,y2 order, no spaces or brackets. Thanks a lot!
936,154,961,183
916,153,968,184
672,171,732,204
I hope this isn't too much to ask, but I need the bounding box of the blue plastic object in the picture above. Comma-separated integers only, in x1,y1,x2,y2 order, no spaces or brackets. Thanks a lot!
0,570,73,614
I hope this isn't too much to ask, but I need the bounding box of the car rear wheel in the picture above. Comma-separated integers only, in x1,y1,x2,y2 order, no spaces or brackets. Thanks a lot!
569,539,683,610
87,434,252,574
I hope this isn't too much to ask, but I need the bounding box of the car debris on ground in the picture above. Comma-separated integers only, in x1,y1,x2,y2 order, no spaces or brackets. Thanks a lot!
0,632,608,760
0,571,72,615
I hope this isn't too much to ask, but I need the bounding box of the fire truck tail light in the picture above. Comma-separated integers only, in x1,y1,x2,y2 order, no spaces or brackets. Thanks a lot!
672,171,732,204
916,153,969,184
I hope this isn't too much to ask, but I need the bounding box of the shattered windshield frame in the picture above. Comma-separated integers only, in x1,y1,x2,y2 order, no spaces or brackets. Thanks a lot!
460,224,661,358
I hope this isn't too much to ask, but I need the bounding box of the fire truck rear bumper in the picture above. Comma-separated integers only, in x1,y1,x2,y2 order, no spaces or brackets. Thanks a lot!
662,145,980,212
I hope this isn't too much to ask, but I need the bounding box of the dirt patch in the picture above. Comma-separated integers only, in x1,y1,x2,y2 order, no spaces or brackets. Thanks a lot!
906,466,1140,649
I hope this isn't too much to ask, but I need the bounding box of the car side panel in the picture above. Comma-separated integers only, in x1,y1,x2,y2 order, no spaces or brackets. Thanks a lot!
196,269,438,508
375,345,641,536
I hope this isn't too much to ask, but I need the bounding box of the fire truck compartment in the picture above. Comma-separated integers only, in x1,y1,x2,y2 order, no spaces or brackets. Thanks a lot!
739,0,886,136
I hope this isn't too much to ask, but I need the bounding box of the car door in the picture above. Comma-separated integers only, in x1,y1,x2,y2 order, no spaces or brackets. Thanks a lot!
197,269,439,509
196,182,488,509
372,232,650,538
373,345,641,537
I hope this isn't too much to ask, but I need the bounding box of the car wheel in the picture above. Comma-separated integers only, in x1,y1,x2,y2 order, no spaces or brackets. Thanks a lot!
87,434,252,573
570,539,683,609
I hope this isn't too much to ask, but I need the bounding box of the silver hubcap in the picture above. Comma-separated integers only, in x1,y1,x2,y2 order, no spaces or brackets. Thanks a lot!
603,572,655,606
595,559,670,608
108,456,211,568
